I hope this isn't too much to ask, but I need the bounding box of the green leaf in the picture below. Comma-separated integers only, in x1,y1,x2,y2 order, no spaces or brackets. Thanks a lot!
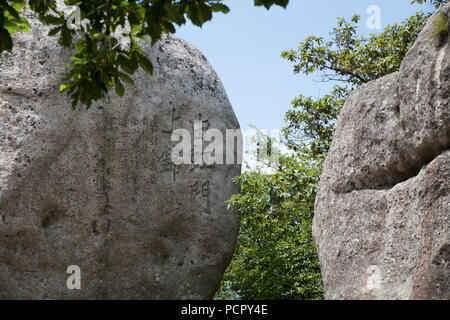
59,83,70,92
48,26,62,36
70,90,80,109
210,3,230,14
58,25,72,47
198,2,213,23
136,52,153,74
118,54,139,74
0,27,13,53
187,3,202,26
118,72,135,85
114,77,124,97
11,1,27,13
39,14,62,25
254,0,289,10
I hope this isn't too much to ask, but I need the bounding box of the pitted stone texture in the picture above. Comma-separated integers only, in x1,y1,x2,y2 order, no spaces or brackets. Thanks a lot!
313,4,450,300
0,17,240,299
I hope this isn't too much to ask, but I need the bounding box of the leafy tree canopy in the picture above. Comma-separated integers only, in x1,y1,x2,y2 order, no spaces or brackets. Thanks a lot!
281,0,448,157
281,12,428,87
217,150,324,300
0,0,289,108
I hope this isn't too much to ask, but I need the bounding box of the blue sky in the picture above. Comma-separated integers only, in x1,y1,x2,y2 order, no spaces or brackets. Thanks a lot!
175,0,434,132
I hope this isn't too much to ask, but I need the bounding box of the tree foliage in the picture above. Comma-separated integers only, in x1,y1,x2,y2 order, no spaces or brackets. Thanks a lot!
0,0,289,108
283,85,348,157
412,0,448,9
281,12,428,87
217,152,324,300
280,1,449,156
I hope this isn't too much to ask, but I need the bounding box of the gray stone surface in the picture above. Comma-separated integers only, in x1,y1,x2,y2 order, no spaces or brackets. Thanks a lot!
0,16,241,299
313,4,450,300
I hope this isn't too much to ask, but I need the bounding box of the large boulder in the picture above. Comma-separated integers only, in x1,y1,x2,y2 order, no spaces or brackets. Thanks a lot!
0,16,241,299
313,4,450,300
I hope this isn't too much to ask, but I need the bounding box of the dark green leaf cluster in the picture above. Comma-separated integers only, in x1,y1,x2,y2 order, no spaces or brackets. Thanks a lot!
0,0,288,108
281,12,428,88
254,0,288,10
0,1,30,52
40,0,231,108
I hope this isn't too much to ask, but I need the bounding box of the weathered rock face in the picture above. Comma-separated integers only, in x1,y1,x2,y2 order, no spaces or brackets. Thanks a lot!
313,4,450,300
0,17,241,299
